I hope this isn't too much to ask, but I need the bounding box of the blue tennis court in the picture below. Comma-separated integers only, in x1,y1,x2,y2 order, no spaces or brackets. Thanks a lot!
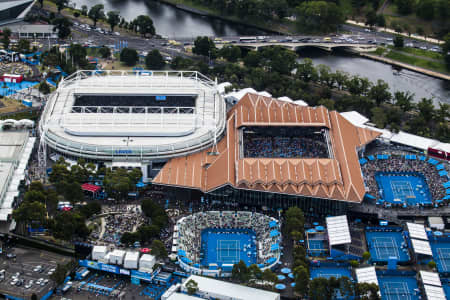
375,172,432,205
201,228,257,267
310,267,352,280
366,231,409,262
0,81,37,96
378,274,419,300
430,242,450,273
308,239,327,256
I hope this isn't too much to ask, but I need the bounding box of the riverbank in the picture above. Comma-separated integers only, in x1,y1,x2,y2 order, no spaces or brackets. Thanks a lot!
153,0,292,35
361,53,450,81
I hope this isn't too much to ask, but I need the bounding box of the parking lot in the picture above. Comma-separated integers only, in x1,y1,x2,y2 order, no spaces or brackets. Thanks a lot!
0,247,70,299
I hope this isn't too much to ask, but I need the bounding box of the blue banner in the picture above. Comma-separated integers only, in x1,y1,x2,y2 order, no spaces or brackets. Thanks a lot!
130,270,153,282
79,260,120,274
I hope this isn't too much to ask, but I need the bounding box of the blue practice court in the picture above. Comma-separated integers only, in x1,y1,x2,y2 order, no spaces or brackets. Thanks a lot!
310,267,352,280
308,239,327,256
366,231,409,262
377,274,420,300
375,172,432,205
430,242,450,273
201,228,257,267
0,81,37,96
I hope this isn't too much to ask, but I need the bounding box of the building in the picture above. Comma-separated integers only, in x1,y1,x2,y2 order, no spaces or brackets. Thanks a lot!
5,24,58,39
39,70,226,182
0,127,35,230
0,0,34,26
154,93,380,214
163,275,280,300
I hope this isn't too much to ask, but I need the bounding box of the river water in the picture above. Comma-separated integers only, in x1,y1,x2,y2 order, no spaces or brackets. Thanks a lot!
71,0,449,104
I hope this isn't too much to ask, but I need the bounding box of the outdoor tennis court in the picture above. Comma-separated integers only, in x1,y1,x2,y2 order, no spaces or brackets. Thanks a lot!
310,267,352,280
377,274,419,300
366,231,409,262
308,239,327,256
430,243,450,273
375,172,432,205
201,228,257,267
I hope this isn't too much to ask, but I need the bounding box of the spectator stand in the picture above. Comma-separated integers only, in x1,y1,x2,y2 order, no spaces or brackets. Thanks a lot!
404,223,433,266
365,227,410,264
376,270,421,300
360,153,449,208
325,215,362,261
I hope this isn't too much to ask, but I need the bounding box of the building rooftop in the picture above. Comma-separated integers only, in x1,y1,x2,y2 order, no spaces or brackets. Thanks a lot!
182,275,280,300
154,93,381,203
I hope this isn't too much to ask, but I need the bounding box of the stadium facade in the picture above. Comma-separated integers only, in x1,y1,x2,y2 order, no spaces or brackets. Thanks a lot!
39,70,226,181
0,0,34,26
154,93,381,214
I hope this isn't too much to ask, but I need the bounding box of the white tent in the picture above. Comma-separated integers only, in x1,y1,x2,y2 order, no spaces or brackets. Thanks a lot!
326,215,351,246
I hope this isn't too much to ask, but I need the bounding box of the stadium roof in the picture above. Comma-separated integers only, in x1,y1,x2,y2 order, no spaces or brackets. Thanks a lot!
326,215,351,246
411,239,432,256
182,275,280,300
391,131,438,151
166,294,199,300
355,267,378,285
423,285,446,300
420,271,441,287
407,222,428,240
341,111,370,127
154,93,381,203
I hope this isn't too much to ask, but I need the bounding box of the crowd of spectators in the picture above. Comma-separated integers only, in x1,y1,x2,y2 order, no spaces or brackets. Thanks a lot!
362,155,447,206
97,204,146,245
243,127,329,158
176,211,281,266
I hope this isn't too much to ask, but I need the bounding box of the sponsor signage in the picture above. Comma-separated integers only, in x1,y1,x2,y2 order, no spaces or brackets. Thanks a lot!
131,270,153,282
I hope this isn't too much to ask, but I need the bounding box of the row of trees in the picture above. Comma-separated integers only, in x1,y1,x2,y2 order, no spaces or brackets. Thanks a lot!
231,260,278,286
188,38,450,142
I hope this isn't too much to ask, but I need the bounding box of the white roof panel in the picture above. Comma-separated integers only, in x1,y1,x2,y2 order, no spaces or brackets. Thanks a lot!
407,222,428,240
420,271,441,287
167,294,199,300
183,275,280,300
391,131,438,151
341,111,370,127
423,285,446,300
411,239,432,256
326,215,351,246
355,267,378,285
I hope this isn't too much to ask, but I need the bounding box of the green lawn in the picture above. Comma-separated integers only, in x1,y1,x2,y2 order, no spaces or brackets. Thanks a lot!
385,51,449,74
388,46,443,60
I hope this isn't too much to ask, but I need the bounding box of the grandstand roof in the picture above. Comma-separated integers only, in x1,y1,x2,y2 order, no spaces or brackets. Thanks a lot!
355,267,378,286
420,271,441,287
341,111,370,127
326,215,351,246
423,285,446,300
154,93,381,203
182,275,280,300
411,239,432,256
407,222,428,240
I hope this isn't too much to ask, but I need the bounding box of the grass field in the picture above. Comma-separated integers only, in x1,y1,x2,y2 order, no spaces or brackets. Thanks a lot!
388,46,443,60
385,51,449,74
0,97,26,114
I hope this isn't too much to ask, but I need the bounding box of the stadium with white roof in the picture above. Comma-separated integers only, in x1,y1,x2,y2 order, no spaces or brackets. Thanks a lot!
39,70,226,181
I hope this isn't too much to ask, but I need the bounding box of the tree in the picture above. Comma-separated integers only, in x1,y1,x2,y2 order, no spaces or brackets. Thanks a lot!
393,91,414,111
417,97,435,123
1,28,11,49
145,50,165,70
309,277,332,300
393,36,404,48
395,0,414,15
31,294,38,300
297,58,318,82
134,15,155,37
16,39,30,53
137,225,160,243
371,106,387,128
362,251,371,262
243,51,261,68
79,202,101,219
69,43,87,66
428,260,437,270
443,33,450,70
355,282,380,300
107,11,120,32
98,46,111,59
416,0,435,20
376,14,386,28
24,190,46,204
51,211,89,240
185,279,199,295
365,10,377,27
52,17,72,39
219,45,241,62
55,0,69,13
120,48,139,66
248,264,262,280
349,260,360,268
294,266,309,296
369,79,391,105
121,232,140,245
285,206,305,238
12,201,47,228
232,260,251,283
81,5,88,16
296,1,345,33
38,0,43,8
193,36,216,58
50,264,68,285
150,239,168,259
88,4,105,28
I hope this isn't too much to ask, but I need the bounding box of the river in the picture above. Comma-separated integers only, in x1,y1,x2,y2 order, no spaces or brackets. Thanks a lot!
297,49,450,105
70,0,263,38
70,0,449,104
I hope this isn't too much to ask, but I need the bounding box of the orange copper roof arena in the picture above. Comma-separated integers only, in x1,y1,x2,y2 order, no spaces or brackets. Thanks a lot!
154,93,381,203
